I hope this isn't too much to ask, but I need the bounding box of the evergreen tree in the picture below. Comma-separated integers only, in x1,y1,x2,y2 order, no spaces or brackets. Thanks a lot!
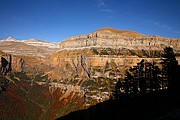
129,66,139,96
111,79,122,100
161,47,178,93
152,63,160,91
145,62,152,92
138,60,147,95
124,70,132,95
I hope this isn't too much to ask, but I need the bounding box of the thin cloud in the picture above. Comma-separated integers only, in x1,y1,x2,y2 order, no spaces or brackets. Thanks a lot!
12,16,23,21
154,22,172,30
175,31,180,34
123,11,132,16
96,0,115,14
100,9,113,13
153,21,180,36
97,0,107,7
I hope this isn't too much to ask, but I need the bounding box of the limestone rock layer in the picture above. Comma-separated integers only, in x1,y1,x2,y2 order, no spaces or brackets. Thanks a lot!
59,28,180,51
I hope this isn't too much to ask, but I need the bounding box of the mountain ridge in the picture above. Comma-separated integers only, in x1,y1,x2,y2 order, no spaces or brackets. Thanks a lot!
1,28,180,44
0,37,60,57
59,28,180,52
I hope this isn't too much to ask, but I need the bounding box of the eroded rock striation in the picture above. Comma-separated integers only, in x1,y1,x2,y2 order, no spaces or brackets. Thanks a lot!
59,28,180,50
52,28,180,71
49,28,180,109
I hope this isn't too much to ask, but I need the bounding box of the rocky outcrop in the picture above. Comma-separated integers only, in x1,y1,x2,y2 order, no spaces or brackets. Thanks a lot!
0,52,50,77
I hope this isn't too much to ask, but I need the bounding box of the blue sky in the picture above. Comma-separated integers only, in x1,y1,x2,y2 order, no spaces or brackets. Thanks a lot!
0,0,180,42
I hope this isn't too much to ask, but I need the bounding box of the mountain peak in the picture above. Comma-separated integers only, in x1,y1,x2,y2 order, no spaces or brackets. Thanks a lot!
5,37,16,41
95,27,145,37
96,27,122,32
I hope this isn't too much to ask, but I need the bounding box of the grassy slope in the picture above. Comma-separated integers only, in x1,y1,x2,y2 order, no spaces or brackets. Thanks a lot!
0,72,84,120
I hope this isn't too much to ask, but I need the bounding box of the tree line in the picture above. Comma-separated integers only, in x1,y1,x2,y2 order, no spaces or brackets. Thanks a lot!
112,47,180,99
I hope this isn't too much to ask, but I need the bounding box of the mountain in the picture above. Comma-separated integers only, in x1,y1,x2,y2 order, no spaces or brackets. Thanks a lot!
51,28,180,78
22,39,59,49
95,27,145,36
59,27,180,50
4,36,16,41
1,28,180,120
0,37,59,57
50,28,180,116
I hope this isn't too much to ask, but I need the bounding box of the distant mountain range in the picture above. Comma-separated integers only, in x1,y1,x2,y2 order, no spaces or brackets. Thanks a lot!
0,37,59,57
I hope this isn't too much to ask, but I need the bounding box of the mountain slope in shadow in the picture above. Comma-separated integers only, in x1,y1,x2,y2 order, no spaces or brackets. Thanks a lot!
57,91,180,120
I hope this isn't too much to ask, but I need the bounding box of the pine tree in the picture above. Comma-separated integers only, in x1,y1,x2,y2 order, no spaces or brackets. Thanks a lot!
112,79,122,100
152,62,160,91
129,66,139,96
124,70,132,95
145,62,152,92
161,47,178,93
138,59,147,95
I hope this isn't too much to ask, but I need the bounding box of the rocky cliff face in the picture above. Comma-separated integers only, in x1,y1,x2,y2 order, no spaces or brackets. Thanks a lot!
49,28,180,110
59,28,180,51
52,28,180,71
51,27,180,79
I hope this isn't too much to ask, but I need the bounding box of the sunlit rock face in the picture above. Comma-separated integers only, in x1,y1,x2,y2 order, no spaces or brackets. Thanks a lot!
52,28,180,71
59,28,180,51
48,28,180,110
